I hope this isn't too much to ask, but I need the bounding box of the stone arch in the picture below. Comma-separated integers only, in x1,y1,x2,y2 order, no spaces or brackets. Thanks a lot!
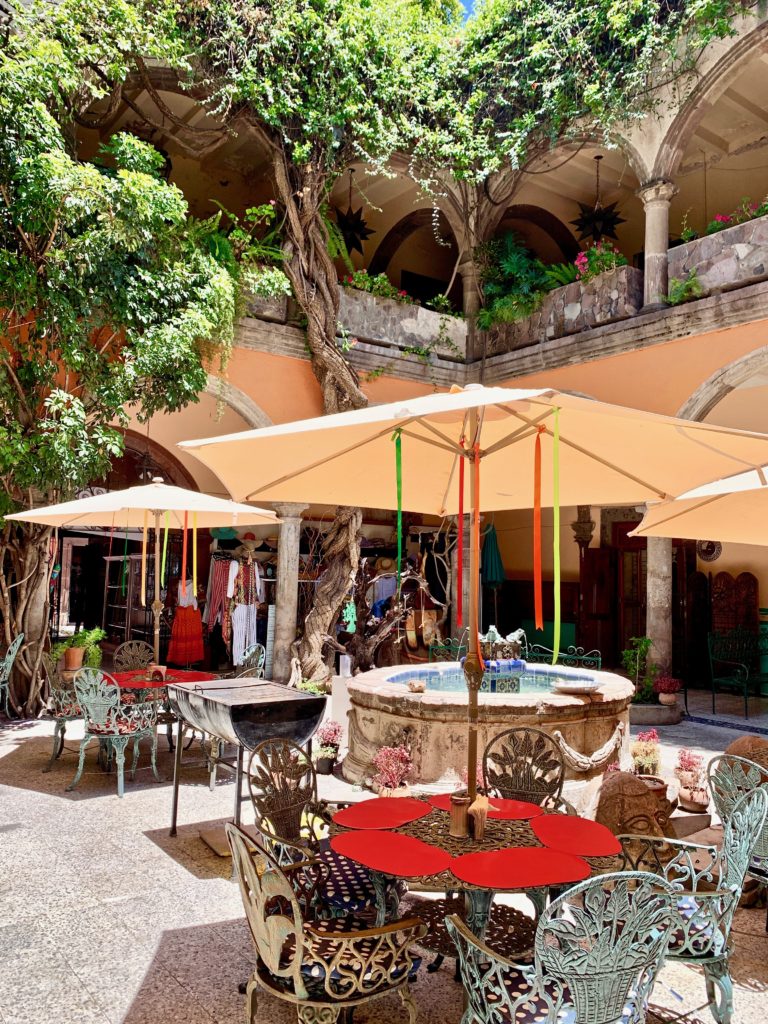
653,21,768,180
493,204,580,260
204,375,273,429
368,209,447,276
676,345,768,421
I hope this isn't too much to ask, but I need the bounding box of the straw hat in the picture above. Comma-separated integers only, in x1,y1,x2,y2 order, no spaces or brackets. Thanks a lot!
376,556,395,573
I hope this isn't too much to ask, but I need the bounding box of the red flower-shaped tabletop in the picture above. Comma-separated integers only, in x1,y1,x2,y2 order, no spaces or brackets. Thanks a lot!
531,814,622,857
331,831,453,878
332,797,433,830
452,847,591,890
427,793,544,821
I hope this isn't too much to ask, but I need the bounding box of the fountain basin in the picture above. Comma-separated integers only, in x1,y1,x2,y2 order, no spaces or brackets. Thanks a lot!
343,661,633,788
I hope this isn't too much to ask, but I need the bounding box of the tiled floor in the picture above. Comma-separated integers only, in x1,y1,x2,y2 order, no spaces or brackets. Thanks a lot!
1,715,767,1023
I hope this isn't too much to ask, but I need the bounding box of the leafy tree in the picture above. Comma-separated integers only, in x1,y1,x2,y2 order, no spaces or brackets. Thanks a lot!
0,7,277,711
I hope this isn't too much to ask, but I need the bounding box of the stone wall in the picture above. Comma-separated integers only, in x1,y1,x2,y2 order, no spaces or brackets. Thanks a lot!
486,265,644,357
247,294,289,323
668,213,768,295
338,287,467,360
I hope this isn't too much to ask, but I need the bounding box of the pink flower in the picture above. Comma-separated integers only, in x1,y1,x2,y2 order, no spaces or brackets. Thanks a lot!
372,745,412,789
714,214,731,224
398,290,407,296
637,728,659,743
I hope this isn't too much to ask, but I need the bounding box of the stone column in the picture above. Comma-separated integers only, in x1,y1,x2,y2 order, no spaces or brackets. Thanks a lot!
646,535,673,671
637,179,678,310
450,514,472,638
272,502,308,683
460,260,482,363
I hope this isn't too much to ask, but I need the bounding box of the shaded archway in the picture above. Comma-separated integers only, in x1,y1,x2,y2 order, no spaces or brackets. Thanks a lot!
368,209,455,277
494,204,580,261
676,345,768,422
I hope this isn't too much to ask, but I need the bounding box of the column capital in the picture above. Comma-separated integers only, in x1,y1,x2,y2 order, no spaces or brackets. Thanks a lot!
637,179,678,207
273,502,309,521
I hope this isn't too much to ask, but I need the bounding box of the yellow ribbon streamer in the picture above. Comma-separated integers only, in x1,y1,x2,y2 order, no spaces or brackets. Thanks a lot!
192,512,198,597
141,510,148,606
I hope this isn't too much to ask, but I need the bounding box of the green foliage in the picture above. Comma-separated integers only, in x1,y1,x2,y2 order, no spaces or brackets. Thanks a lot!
323,208,354,274
341,270,414,304
50,627,106,667
705,195,768,235
475,233,550,328
667,268,704,306
426,293,459,316
621,636,661,703
541,262,579,289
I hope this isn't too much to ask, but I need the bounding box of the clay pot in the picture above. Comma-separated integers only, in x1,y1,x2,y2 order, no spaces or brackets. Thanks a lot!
378,784,411,798
678,787,709,813
658,692,678,707
316,755,336,776
637,774,668,803
63,646,85,671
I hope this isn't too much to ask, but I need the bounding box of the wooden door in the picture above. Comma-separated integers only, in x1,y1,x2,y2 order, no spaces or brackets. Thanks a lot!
579,547,617,665
614,523,646,656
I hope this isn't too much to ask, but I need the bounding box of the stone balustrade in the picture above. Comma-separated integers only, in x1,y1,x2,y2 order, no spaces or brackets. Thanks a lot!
486,265,644,356
338,287,467,360
668,213,768,295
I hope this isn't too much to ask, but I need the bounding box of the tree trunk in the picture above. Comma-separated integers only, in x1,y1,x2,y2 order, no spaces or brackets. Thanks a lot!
271,150,368,686
298,506,362,686
0,523,54,715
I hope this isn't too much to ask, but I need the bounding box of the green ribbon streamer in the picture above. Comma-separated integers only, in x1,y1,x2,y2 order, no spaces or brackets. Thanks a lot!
392,428,403,597
161,511,169,586
551,408,561,666
120,517,129,596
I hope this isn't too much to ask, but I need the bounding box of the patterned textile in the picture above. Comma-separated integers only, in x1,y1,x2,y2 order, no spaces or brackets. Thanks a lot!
168,605,204,665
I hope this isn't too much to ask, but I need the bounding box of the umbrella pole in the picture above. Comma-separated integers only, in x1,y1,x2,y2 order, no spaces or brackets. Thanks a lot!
464,418,484,802
152,511,162,664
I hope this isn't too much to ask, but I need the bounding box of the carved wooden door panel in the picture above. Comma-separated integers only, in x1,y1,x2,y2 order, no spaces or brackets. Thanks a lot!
579,547,617,666
735,571,759,633
711,571,736,633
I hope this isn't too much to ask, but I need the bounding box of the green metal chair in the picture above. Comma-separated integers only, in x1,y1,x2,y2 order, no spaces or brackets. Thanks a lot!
483,726,575,814
67,668,160,798
240,642,266,677
41,651,82,772
708,754,768,931
227,821,426,1024
619,787,768,1024
447,871,677,1024
112,640,154,672
0,632,24,718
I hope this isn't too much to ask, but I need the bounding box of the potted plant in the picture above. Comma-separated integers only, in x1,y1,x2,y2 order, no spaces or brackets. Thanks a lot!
372,744,413,797
675,749,709,813
630,728,667,801
654,674,682,707
314,720,343,775
621,637,659,703
51,627,106,672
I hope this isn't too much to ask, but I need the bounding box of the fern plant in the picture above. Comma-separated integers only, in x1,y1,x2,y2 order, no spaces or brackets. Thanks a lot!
322,206,354,274
539,261,579,288
666,269,704,306
476,232,550,328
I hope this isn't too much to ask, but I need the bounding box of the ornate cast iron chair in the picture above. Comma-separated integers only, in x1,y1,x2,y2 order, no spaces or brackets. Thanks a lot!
708,753,768,930
112,640,154,672
0,632,24,718
67,668,160,798
248,738,381,919
618,787,768,1024
240,642,267,677
447,871,676,1024
483,726,574,814
227,822,425,1024
41,651,82,772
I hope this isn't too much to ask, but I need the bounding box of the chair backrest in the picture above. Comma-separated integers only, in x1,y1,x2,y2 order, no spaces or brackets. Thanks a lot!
483,726,565,804
113,640,154,672
241,643,266,676
73,668,120,732
448,872,675,1024
247,739,318,864
708,754,768,859
536,871,676,1024
720,785,768,889
0,632,24,684
226,822,307,998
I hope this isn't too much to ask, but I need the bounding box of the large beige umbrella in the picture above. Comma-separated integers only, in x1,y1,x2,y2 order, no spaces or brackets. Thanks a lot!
632,465,768,545
7,479,278,662
180,384,768,797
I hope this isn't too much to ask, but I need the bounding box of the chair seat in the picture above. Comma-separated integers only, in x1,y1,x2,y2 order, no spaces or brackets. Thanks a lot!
87,717,148,736
485,966,639,1023
48,703,81,719
317,847,379,914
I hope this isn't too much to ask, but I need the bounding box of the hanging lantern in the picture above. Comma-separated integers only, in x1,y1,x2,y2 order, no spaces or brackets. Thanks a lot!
335,168,374,256
570,155,626,243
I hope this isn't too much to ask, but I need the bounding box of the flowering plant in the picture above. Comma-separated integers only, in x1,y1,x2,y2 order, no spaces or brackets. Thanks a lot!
574,241,628,283
706,196,768,235
341,269,414,304
653,674,682,695
372,744,412,790
675,748,705,789
630,728,661,775
316,720,343,747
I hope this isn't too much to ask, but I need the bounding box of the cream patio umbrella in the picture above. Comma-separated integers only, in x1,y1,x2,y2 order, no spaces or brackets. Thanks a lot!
6,479,278,662
632,464,768,545
179,383,768,797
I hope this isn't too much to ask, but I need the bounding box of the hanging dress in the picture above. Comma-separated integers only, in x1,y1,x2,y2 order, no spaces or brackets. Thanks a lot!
167,579,204,665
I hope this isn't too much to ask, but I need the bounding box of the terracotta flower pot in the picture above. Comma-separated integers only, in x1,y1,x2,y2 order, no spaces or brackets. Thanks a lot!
658,692,678,706
63,646,85,671
678,787,709,813
637,774,667,803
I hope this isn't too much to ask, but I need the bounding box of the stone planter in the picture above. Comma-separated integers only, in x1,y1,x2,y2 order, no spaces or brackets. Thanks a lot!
246,293,289,323
338,288,467,360
668,213,768,296
486,265,644,356
629,702,682,725
657,692,678,707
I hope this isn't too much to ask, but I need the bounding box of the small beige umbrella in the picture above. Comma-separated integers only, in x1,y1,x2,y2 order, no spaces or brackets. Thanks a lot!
179,383,768,798
6,479,278,662
632,465,768,545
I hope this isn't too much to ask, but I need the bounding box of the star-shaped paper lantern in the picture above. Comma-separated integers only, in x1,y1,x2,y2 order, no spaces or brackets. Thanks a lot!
335,204,375,256
570,201,626,243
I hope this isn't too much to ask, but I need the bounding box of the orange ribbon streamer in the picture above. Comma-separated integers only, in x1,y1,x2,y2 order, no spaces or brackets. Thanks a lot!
473,442,484,668
533,426,544,631
181,511,188,591
457,440,465,630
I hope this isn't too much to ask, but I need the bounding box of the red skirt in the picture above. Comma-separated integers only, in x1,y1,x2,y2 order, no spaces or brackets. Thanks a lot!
167,605,204,665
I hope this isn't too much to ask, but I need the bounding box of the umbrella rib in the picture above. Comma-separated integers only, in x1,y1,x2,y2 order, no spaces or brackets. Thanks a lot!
399,429,460,455
438,410,471,514
417,421,465,454
482,407,555,455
